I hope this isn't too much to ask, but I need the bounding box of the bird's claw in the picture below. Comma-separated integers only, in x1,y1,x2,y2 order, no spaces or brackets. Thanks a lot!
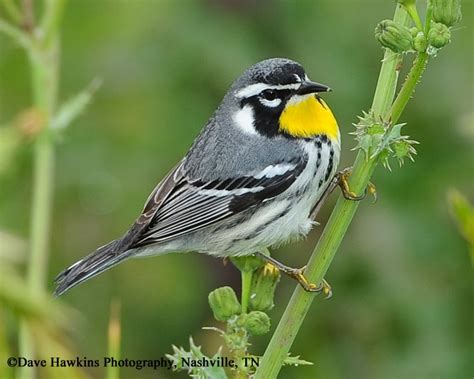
255,252,332,299
288,266,332,299
337,168,377,203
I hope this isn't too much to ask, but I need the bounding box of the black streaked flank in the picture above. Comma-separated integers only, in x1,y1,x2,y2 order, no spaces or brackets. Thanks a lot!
325,155,334,182
240,207,291,243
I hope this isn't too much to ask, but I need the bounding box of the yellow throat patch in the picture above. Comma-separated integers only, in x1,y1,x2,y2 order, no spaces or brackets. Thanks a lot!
279,95,339,140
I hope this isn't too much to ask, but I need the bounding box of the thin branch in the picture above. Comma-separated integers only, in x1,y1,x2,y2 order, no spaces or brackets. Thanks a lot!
21,0,35,32
40,0,66,46
390,52,428,124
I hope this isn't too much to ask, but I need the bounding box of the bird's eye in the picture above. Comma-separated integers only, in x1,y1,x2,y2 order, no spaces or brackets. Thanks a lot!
261,89,277,101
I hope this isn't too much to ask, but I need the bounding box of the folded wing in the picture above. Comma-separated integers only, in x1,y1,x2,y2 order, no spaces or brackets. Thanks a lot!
135,158,305,247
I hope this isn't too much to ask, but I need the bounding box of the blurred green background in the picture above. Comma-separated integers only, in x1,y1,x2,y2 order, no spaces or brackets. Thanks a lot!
0,1,472,378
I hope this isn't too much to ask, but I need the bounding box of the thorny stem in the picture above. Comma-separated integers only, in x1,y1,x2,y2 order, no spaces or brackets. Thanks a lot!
390,52,428,124
255,4,434,378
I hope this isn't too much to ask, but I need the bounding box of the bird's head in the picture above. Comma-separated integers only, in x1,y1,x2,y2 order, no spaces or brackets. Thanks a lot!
229,58,339,141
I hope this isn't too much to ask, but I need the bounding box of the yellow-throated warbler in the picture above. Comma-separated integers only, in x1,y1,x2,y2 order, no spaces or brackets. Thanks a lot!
55,58,363,297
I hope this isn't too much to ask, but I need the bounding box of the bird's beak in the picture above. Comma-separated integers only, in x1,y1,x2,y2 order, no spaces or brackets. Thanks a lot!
296,80,331,95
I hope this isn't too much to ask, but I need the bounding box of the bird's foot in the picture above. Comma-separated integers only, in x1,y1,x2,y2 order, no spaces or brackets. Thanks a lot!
286,266,332,298
255,252,332,298
337,167,377,203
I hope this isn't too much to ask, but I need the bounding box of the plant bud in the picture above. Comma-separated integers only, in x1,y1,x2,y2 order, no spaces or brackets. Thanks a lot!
393,140,411,160
208,286,241,322
413,32,428,52
432,0,462,27
231,255,264,273
428,22,451,48
375,20,413,53
249,264,280,312
367,123,385,136
242,311,271,335
409,27,419,38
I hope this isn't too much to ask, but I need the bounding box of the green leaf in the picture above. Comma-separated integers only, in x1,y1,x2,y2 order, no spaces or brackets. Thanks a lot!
282,353,314,367
166,336,228,379
52,78,102,131
447,189,474,262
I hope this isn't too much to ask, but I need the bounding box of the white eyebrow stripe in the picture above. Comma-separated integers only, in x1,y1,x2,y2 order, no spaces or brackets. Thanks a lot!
236,82,300,98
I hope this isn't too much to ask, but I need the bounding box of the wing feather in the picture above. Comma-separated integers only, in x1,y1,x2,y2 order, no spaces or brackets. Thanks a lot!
134,159,306,247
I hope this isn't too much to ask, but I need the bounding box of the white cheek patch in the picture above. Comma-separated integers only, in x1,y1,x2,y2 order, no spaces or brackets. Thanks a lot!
259,98,282,108
233,105,258,135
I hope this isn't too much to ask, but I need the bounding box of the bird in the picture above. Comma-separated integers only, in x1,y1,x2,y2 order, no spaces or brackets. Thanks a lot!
55,58,363,297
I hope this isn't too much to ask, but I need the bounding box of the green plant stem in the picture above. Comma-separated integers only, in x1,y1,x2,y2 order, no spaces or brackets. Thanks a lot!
26,39,59,297
41,0,66,46
390,52,428,124
255,5,417,378
18,47,59,379
240,270,252,314
424,3,433,34
107,299,121,379
16,3,63,378
404,3,423,30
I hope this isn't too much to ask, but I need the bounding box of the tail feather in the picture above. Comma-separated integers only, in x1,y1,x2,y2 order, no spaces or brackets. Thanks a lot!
54,240,130,296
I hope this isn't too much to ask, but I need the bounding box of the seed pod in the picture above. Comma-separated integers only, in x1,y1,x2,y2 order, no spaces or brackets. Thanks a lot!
249,264,280,312
375,20,413,53
428,22,451,48
432,0,462,27
208,286,241,322
242,311,271,335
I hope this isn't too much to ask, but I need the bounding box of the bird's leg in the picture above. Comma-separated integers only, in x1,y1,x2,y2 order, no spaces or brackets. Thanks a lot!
255,251,332,298
336,167,377,202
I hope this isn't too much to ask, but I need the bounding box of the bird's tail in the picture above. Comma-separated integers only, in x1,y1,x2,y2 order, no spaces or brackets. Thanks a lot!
54,239,131,296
